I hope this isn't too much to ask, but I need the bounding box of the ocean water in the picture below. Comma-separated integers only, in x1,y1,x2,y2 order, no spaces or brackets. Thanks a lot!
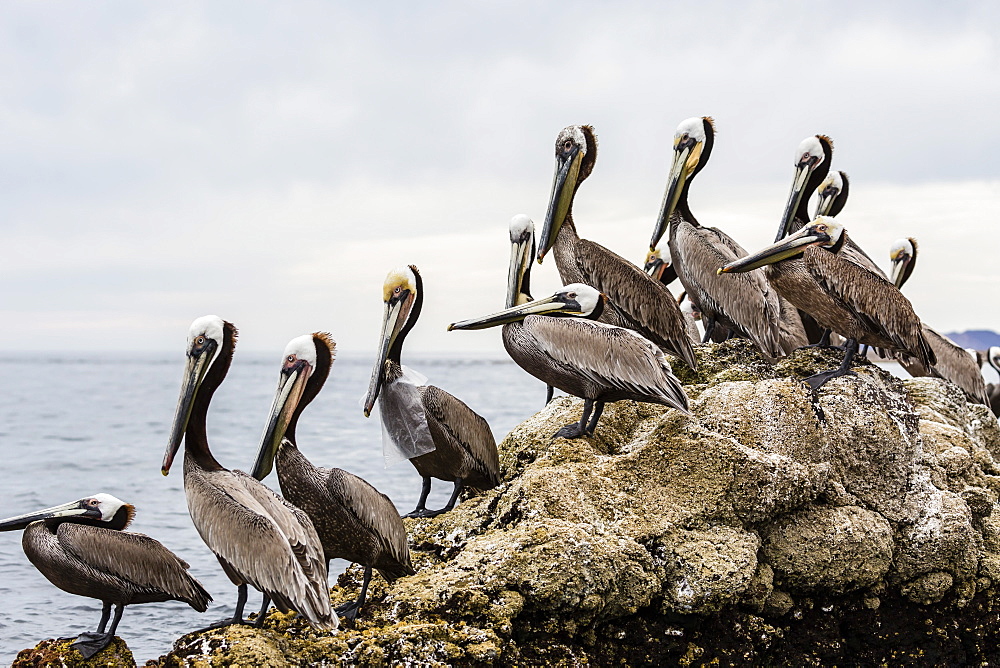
0,351,544,663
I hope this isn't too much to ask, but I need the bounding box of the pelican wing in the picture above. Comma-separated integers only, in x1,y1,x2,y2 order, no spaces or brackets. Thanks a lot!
804,245,934,368
674,223,786,357
903,325,990,405
187,468,334,628
574,239,697,369
523,316,689,413
57,523,211,610
420,385,500,487
841,238,886,278
327,470,413,576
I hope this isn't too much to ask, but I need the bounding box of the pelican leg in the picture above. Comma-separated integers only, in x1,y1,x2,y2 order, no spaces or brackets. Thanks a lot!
336,565,373,621
403,477,433,518
702,317,717,344
545,384,554,404
584,401,605,436
72,603,124,659
96,601,112,634
555,399,593,439
196,583,253,631
801,329,844,350
410,478,465,518
804,338,859,390
253,594,271,627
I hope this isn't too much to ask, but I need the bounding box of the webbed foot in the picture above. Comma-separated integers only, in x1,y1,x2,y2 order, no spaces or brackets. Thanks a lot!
403,507,448,519
554,422,588,439
804,368,856,390
72,632,113,659
335,599,362,621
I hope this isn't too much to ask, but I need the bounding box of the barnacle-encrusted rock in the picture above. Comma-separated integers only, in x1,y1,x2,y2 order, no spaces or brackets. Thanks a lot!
144,340,1000,666
13,636,135,667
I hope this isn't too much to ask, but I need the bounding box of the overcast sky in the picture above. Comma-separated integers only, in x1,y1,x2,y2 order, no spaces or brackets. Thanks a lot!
1,1,998,355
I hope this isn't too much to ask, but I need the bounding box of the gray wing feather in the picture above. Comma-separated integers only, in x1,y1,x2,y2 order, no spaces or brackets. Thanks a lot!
574,239,697,369
188,469,334,628
901,325,990,405
58,524,211,610
332,473,412,572
421,386,500,486
525,317,689,413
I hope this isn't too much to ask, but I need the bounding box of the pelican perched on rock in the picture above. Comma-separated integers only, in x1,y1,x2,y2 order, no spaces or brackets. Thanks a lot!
650,116,806,356
364,266,500,518
886,238,989,405
450,281,690,438
162,315,336,630
0,494,210,658
536,124,696,370
720,218,934,389
252,332,414,620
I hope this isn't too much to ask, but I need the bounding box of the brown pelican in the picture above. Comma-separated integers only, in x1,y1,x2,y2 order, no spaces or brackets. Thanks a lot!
720,217,934,389
363,266,500,518
449,282,690,438
887,238,990,405
162,315,336,630
0,494,210,658
650,116,807,356
251,332,414,620
509,214,556,404
536,124,696,370
986,347,1000,416
814,170,850,218
643,247,677,286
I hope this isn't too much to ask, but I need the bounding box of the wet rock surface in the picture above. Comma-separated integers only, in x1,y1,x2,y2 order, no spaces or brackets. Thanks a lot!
86,341,1000,665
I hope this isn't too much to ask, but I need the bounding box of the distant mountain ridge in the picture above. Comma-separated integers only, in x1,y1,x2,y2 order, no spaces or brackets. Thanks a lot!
942,330,1000,350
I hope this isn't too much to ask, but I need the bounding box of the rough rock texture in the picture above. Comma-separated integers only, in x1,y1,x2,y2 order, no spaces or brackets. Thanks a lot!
13,636,136,667
133,341,1000,665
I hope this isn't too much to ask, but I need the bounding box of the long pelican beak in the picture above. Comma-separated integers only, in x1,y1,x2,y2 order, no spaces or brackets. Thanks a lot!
449,292,583,331
0,500,100,531
251,360,312,480
814,185,838,218
363,291,413,417
537,144,583,263
719,225,831,274
651,136,702,250
888,255,910,289
775,161,815,242
507,233,534,308
162,340,217,475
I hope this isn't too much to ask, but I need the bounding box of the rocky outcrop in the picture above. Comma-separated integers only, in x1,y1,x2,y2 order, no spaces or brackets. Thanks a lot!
92,341,1000,665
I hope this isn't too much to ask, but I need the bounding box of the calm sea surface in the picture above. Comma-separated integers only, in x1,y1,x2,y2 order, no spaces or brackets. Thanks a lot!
0,351,544,663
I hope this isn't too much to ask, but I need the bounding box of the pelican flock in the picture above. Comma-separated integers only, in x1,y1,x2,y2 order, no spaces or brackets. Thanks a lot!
10,114,1000,656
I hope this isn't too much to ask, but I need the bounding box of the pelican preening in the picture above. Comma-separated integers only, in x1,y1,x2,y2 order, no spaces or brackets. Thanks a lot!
651,116,807,357
886,238,990,405
163,315,336,631
0,494,210,659
450,219,689,438
537,124,697,370
364,266,500,518
252,333,414,620
720,218,934,389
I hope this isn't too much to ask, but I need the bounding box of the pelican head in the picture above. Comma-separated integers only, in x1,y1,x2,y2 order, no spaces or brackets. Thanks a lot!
252,333,335,480
814,170,850,218
537,125,597,263
0,494,134,532
163,315,233,475
508,214,536,308
888,237,918,289
449,283,604,331
720,216,845,274
989,346,1000,375
363,265,422,417
644,247,673,283
651,116,715,250
775,134,833,242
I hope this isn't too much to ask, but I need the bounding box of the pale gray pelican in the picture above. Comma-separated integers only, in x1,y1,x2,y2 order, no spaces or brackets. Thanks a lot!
720,218,934,389
0,494,210,659
449,281,690,438
650,116,807,357
251,332,414,620
162,315,336,630
536,124,696,370
887,238,990,405
363,266,500,518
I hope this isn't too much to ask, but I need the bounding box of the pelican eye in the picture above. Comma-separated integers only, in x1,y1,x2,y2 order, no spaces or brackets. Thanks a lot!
567,292,577,299
286,355,295,363
393,286,402,296
562,140,573,151
86,499,99,507
195,335,206,346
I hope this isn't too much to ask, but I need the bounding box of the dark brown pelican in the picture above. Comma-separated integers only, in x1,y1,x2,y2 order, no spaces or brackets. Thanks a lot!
449,281,690,438
887,238,989,405
536,124,696,370
814,170,850,218
650,116,807,356
251,332,414,620
720,217,934,389
363,266,500,518
162,315,336,630
0,494,210,658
